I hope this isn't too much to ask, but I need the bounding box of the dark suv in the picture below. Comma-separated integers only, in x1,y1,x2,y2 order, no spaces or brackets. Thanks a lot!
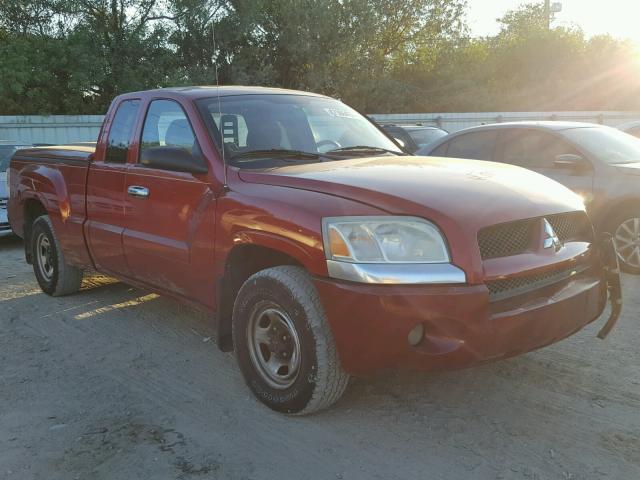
419,122,640,273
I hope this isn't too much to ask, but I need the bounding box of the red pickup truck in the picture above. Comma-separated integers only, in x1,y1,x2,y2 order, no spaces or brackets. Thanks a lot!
8,87,622,414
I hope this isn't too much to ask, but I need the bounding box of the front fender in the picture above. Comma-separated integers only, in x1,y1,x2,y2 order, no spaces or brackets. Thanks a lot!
228,229,323,274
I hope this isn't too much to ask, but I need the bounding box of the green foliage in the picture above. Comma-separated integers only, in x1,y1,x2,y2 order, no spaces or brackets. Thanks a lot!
1,0,640,114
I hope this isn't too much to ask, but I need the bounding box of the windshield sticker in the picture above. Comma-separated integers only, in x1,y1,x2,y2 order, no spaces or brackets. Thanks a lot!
324,108,359,119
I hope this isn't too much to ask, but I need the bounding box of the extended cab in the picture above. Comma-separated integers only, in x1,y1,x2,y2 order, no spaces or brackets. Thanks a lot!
8,87,622,414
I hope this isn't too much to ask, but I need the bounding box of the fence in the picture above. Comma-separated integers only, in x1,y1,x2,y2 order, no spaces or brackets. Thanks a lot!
369,111,640,133
2,111,640,145
0,115,104,145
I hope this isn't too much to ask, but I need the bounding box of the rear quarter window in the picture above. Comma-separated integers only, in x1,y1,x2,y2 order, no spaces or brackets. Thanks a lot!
446,131,498,160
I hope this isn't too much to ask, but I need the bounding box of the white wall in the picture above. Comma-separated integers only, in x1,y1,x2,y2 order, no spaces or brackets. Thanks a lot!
0,115,104,144
3,111,640,145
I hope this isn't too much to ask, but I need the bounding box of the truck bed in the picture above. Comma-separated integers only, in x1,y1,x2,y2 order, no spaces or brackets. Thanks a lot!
9,144,96,266
12,144,95,165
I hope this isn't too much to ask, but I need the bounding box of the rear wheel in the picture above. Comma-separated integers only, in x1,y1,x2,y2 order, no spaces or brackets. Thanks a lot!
31,215,83,296
609,210,640,274
232,266,349,414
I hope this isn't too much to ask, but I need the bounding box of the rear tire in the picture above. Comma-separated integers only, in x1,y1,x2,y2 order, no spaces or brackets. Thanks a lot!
607,208,640,275
31,215,83,296
232,266,349,414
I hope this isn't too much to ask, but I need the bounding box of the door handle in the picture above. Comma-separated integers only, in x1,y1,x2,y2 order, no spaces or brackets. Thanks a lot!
127,186,150,198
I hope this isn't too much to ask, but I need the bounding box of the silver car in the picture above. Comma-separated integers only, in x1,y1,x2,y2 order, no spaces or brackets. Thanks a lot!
1,142,32,237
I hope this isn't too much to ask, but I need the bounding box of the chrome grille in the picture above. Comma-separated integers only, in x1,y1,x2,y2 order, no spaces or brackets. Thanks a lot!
487,263,590,301
478,212,592,260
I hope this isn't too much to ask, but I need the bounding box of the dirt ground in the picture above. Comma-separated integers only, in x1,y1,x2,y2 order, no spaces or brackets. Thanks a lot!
1,235,639,480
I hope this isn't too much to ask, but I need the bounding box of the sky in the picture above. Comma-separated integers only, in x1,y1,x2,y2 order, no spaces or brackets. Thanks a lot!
467,0,640,43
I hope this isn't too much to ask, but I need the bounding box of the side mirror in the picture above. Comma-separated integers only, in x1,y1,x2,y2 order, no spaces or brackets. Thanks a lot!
554,154,588,170
140,146,208,174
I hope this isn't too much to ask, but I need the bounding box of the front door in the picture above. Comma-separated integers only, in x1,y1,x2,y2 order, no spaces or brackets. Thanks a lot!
122,98,216,306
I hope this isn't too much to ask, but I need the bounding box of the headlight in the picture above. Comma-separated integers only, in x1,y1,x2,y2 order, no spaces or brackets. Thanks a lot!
322,216,450,263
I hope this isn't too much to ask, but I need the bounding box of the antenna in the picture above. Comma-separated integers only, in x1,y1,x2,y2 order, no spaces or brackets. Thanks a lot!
212,25,228,190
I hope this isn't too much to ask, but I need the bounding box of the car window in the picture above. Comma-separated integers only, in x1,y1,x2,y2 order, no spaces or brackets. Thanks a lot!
562,126,640,164
446,131,498,160
105,99,140,163
502,130,579,169
140,99,197,159
429,141,449,156
408,129,448,149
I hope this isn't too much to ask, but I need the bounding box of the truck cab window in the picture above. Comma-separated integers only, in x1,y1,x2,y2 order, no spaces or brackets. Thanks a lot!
140,99,197,156
105,99,140,163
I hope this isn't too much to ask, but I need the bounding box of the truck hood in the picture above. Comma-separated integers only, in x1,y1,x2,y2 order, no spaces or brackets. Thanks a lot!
238,156,585,231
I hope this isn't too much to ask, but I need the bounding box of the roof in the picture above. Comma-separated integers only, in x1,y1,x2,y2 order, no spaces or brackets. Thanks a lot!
419,120,609,155
617,120,640,130
121,85,330,100
458,121,602,132
382,124,444,130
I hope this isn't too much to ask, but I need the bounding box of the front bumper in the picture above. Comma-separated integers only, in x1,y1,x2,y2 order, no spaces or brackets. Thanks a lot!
314,265,608,376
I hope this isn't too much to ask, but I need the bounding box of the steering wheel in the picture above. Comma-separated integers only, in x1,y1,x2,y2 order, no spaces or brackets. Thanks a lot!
316,140,341,153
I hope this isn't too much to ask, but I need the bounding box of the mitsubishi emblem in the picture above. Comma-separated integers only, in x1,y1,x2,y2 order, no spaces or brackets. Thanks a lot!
543,219,562,251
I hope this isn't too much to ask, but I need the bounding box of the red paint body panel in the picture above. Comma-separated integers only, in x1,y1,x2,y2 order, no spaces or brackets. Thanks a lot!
85,162,129,274
7,87,610,376
315,265,606,375
122,166,217,306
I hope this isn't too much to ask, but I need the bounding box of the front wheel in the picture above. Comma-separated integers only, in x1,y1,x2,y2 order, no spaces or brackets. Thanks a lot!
609,210,640,274
31,215,83,296
232,266,349,414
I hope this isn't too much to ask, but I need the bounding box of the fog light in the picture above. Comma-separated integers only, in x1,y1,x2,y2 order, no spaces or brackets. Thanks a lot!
407,323,425,347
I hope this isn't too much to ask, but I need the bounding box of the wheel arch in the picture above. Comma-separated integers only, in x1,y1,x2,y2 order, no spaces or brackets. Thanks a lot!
22,197,48,264
594,196,640,233
215,242,308,352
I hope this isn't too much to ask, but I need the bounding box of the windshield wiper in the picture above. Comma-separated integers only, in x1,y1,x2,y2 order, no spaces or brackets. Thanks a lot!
326,145,407,156
230,149,330,162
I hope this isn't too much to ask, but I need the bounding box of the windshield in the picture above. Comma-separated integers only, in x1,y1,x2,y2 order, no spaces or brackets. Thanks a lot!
561,127,640,165
197,94,403,168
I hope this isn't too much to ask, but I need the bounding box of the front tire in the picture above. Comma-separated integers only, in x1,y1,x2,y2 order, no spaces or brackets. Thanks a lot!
232,266,349,414
31,215,83,296
608,209,640,274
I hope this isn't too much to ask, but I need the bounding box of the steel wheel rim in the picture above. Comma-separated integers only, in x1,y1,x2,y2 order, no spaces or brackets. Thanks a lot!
247,302,302,390
36,233,54,281
614,217,640,269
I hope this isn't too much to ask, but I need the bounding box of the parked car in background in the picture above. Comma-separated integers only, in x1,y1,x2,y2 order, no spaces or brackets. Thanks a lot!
617,120,640,139
419,122,640,273
1,141,33,236
380,124,448,153
8,88,621,414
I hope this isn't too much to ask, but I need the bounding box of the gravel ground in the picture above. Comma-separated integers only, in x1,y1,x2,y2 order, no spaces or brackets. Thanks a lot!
1,235,639,480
